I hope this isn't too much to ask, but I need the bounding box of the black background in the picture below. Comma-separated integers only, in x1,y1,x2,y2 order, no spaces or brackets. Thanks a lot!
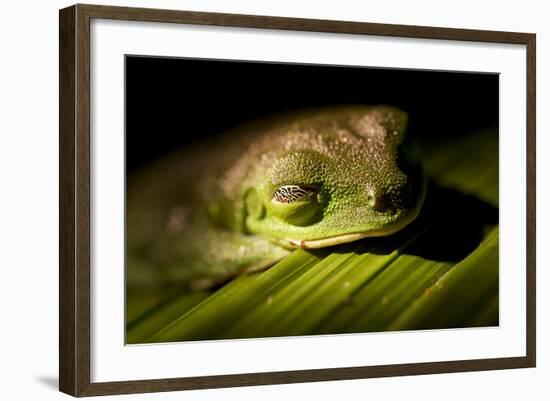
126,56,498,172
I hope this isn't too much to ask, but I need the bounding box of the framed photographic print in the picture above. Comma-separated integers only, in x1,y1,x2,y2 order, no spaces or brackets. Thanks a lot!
59,4,536,397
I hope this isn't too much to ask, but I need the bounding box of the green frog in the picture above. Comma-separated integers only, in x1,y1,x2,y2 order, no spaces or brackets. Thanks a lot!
127,105,426,289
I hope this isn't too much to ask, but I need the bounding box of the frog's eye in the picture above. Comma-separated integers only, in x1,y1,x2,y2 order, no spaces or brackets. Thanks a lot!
272,185,316,204
269,185,323,226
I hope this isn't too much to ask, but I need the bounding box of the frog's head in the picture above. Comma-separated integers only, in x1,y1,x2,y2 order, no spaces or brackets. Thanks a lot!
215,106,426,249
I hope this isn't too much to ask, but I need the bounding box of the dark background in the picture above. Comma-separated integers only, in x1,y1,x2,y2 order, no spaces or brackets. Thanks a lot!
126,56,499,172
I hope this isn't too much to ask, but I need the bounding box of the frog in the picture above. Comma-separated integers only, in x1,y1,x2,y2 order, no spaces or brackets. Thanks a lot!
126,105,426,290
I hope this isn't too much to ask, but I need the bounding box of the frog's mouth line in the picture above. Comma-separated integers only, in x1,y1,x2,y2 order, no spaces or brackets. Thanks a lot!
284,211,418,249
283,179,427,249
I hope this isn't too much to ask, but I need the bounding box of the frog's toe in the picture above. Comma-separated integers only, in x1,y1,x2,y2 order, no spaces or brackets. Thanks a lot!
189,276,231,291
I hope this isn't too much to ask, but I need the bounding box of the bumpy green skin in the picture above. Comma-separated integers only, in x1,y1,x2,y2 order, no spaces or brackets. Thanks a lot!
127,106,426,289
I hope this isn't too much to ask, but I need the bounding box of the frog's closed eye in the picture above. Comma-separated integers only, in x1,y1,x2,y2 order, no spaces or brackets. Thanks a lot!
269,184,322,226
272,185,316,204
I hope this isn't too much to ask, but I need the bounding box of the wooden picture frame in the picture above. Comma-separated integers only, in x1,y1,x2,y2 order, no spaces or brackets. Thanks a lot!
59,3,536,397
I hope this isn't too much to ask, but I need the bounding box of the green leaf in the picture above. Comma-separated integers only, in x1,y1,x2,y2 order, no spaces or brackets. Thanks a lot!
127,128,499,343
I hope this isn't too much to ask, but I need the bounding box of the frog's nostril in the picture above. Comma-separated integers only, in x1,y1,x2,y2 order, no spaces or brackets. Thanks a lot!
367,190,390,212
367,178,415,213
371,193,390,212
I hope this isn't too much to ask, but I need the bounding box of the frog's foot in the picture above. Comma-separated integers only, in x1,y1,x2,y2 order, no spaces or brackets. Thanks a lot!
188,255,285,290
242,257,284,274
189,275,232,291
